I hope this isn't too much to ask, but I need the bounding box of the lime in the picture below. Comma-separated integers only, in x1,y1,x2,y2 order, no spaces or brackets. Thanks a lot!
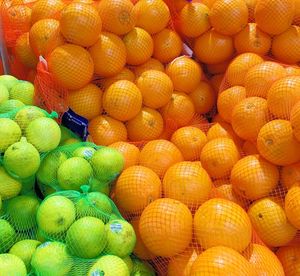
0,254,26,276
73,146,96,161
0,219,16,253
0,75,19,91
0,166,22,200
10,81,35,105
60,138,81,146
0,118,21,153
131,257,155,276
0,84,9,104
0,99,25,113
123,256,134,274
89,178,110,195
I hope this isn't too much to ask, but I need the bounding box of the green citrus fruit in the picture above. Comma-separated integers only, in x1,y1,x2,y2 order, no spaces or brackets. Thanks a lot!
0,84,9,104
0,118,21,153
0,166,22,200
10,81,35,105
0,75,19,91
0,254,27,276
73,146,96,161
0,219,16,253
0,99,25,113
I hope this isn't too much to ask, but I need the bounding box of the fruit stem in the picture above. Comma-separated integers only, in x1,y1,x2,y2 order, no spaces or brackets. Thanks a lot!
80,185,90,194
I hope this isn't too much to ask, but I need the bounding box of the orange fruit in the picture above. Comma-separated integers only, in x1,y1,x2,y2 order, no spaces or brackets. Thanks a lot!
245,61,286,98
7,5,32,34
189,81,216,115
14,32,38,68
213,178,230,187
286,66,300,76
136,70,173,109
254,0,295,35
257,120,300,166
98,0,136,35
60,3,101,47
294,0,300,25
248,197,297,247
285,185,300,229
244,244,285,276
165,56,202,93
194,198,252,252
139,139,183,178
139,198,193,257
217,86,246,123
267,76,300,120
103,80,142,121
200,138,241,179
163,161,212,209
291,101,300,142
226,52,264,86
194,29,234,64
230,154,279,200
123,27,154,66
67,83,102,120
206,60,231,75
209,73,224,93
170,126,207,161
210,0,248,36
130,217,156,260
133,0,170,34
234,23,272,56
244,0,257,22
114,165,161,215
134,58,164,78
281,163,300,190
31,0,65,24
212,113,226,123
242,140,259,155
272,25,300,64
201,0,216,8
88,115,127,145
89,32,126,78
160,92,195,128
231,97,270,141
152,28,183,64
179,2,211,38
126,107,164,141
190,246,254,276
109,141,140,169
29,19,64,58
276,246,300,276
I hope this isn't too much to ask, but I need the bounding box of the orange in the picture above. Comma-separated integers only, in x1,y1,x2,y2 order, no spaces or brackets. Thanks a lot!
103,80,142,121
285,185,300,229
152,28,183,64
194,198,252,252
165,56,202,93
134,58,164,78
139,198,193,257
89,32,126,78
194,29,234,64
294,0,300,25
234,23,272,56
242,140,259,155
109,141,140,169
29,19,64,58
226,52,264,86
201,0,216,8
231,97,270,141
276,246,300,276
133,0,170,34
14,32,38,69
244,61,286,98
98,0,136,35
257,120,300,166
230,154,279,200
248,197,297,247
189,81,216,115
244,244,285,276
160,92,195,128
60,3,101,47
170,126,207,161
130,217,156,260
200,138,241,179
31,0,65,24
291,101,300,142
281,163,300,190
6,5,31,34
88,115,127,145
254,0,295,35
163,161,212,209
286,66,300,76
114,165,161,215
210,0,248,36
244,0,257,22
139,139,183,178
209,73,224,93
190,246,254,276
123,27,154,66
212,113,226,123
206,60,231,75
67,83,102,120
267,76,300,120
126,107,164,141
213,178,230,187
179,2,211,38
272,25,300,64
217,86,246,123
136,70,173,109
48,43,94,90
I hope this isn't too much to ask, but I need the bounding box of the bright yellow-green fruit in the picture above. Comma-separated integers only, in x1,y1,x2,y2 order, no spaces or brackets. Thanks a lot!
0,118,21,153
0,166,22,200
0,254,26,276
0,219,16,253
0,99,25,113
10,81,35,105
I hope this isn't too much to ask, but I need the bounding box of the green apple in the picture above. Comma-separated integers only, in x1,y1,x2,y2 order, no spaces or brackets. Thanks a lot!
73,146,96,161
0,166,22,200
0,253,27,276
36,195,76,236
104,219,136,257
0,75,19,91
0,219,16,253
10,81,35,105
88,255,130,276
122,256,133,274
89,178,110,195
66,216,106,259
131,256,155,276
9,239,41,271
0,84,9,104
31,242,73,276
0,99,25,113
0,118,21,153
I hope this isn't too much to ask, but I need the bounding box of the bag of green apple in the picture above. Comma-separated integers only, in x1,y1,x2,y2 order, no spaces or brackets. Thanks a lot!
36,142,125,197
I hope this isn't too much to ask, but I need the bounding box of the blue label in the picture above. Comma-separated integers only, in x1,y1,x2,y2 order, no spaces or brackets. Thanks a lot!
110,222,122,233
